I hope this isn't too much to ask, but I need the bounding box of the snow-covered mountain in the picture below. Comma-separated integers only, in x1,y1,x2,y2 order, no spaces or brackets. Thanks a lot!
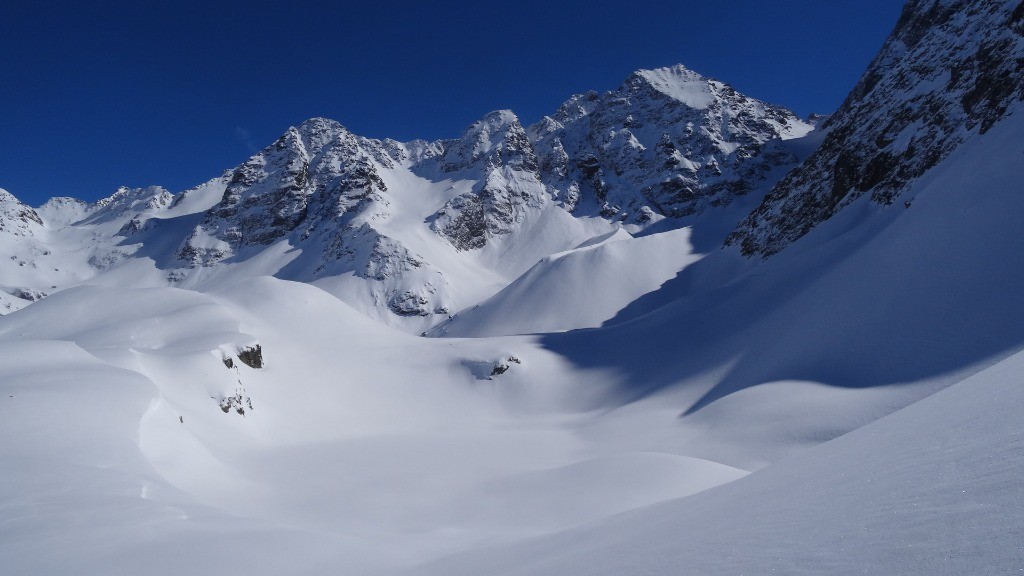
3,1,1024,574
727,0,1024,256
531,64,813,218
0,64,812,331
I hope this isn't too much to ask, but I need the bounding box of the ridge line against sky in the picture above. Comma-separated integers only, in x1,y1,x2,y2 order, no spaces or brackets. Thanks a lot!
0,0,906,205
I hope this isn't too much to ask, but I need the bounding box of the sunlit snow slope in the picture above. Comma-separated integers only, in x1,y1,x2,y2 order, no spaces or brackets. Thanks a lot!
2,0,1023,574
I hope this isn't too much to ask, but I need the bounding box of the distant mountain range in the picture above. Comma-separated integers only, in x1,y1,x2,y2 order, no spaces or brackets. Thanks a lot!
0,63,813,329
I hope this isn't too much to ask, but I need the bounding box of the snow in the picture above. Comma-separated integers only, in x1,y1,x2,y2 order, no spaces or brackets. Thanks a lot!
2,105,1023,573
636,65,717,109
411,347,1024,576
0,277,749,575
1,17,1023,574
433,227,702,337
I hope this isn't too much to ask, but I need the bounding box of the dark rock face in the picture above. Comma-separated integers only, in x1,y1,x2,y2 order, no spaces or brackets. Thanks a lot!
388,290,432,316
217,390,252,416
179,118,392,265
237,344,263,369
529,65,812,220
432,193,487,251
4,287,46,302
489,356,521,377
727,0,1024,258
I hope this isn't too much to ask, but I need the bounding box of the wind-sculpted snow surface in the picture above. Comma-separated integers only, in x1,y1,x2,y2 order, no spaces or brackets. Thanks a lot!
728,0,1024,256
4,3,1024,572
408,348,1024,576
0,279,756,575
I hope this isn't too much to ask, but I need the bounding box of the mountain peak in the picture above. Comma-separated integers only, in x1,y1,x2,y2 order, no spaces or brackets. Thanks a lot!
465,110,523,136
290,117,354,156
629,64,716,109
440,109,533,173
0,188,21,205
296,116,347,134
0,187,43,233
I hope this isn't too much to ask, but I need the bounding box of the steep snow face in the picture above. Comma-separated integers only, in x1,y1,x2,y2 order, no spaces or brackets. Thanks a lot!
430,228,702,337
529,64,813,219
635,66,718,109
728,0,1024,257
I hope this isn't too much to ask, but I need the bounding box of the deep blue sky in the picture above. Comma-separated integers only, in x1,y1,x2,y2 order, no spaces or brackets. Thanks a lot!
1,0,906,205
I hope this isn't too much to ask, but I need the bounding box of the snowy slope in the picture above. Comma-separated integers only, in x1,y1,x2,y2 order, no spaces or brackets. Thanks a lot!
537,99,1024,466
410,345,1024,576
2,1,1024,573
430,227,701,337
0,278,751,575
2,101,1022,575
407,93,1024,575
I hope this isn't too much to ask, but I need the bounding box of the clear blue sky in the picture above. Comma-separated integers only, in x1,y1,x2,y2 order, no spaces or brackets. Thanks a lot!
1,0,906,205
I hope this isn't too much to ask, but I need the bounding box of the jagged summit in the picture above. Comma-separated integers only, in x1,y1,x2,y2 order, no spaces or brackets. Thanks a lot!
297,116,346,131
529,62,813,217
439,109,534,172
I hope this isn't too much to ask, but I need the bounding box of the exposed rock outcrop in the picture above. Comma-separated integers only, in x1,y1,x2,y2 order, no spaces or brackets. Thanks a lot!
727,0,1024,257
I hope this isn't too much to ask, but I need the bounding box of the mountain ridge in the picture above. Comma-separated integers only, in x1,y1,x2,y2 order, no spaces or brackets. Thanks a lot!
727,0,1024,257
0,64,814,330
